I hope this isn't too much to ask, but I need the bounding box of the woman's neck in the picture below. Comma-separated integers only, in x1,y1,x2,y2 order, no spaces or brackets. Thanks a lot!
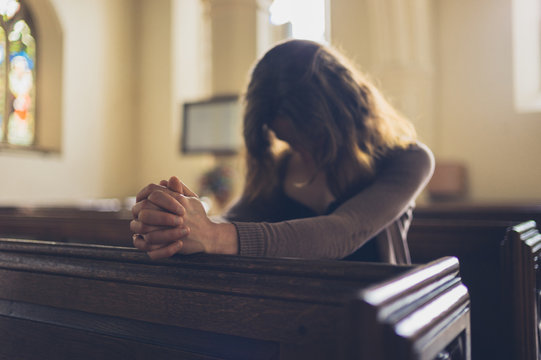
283,151,336,214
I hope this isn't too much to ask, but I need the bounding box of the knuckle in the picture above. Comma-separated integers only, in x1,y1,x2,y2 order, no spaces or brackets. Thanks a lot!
145,183,155,191
178,195,187,206
177,205,185,215
129,220,140,232
141,200,157,210
133,237,145,250
138,209,151,221
167,245,179,256
148,189,165,200
144,232,156,243
139,224,153,233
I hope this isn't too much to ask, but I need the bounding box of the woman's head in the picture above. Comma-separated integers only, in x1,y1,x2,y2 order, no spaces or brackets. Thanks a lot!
242,39,416,200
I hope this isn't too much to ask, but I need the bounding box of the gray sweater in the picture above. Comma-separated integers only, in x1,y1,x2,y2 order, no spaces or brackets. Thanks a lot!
225,143,434,262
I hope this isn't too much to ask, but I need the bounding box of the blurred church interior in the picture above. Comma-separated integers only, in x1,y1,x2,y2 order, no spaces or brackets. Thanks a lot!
0,0,539,211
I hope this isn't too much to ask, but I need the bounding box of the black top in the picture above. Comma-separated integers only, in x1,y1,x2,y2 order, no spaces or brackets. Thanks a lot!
226,153,381,262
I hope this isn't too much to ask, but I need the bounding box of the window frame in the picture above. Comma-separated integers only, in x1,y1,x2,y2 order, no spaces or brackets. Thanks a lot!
0,0,38,150
512,0,541,113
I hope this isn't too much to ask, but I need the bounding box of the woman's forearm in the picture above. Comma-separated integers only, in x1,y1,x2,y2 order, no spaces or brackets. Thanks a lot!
229,143,435,259
209,222,239,255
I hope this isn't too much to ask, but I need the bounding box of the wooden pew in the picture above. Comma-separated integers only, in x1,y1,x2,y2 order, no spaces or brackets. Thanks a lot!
0,206,132,246
414,201,541,224
0,238,470,360
408,218,537,360
501,221,541,360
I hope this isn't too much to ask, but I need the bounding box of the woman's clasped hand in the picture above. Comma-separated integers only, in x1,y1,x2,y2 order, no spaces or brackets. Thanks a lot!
130,176,238,259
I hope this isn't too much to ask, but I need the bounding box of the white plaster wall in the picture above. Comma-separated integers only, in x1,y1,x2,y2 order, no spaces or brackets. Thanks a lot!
331,0,541,202
0,0,539,205
134,0,215,194
0,0,222,206
435,0,541,201
0,0,137,205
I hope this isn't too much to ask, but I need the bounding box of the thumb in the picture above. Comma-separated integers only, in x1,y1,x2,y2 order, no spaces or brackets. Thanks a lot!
168,176,198,197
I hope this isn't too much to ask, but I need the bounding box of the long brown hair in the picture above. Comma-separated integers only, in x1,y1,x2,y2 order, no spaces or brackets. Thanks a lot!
242,39,416,202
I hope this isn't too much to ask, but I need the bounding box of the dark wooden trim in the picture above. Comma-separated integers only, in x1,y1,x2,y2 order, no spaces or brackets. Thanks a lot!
354,256,470,360
0,239,470,359
415,202,541,224
502,220,541,360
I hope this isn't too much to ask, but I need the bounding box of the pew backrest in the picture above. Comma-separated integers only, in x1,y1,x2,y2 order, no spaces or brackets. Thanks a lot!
502,220,541,360
0,238,470,360
355,256,470,360
414,202,541,224
408,218,517,360
0,207,132,246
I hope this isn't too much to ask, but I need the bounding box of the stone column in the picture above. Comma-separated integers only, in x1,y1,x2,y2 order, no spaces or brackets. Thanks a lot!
331,0,436,147
199,0,272,212
368,0,435,147
202,0,272,96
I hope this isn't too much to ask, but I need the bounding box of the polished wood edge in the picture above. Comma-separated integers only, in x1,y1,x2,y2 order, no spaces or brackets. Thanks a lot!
359,257,460,306
350,257,469,360
411,218,520,229
510,220,538,234
393,283,469,339
0,238,415,306
0,237,412,280
503,221,541,360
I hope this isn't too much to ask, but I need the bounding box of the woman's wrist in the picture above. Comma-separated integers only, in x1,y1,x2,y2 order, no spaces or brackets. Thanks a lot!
209,222,239,255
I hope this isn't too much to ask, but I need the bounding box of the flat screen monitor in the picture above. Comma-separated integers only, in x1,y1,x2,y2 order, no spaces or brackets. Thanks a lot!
181,96,242,154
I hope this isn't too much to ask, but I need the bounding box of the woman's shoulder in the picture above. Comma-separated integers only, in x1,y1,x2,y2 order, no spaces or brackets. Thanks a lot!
381,141,435,173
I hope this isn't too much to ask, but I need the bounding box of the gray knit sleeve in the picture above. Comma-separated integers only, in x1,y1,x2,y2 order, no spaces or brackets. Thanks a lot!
230,143,434,259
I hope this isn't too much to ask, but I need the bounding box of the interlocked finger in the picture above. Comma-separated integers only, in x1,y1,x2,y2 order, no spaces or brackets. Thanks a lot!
147,190,185,215
142,226,189,245
132,199,161,220
147,241,183,260
137,209,183,227
130,219,169,234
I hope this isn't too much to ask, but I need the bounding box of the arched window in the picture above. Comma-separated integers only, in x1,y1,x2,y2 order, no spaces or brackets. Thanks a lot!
0,0,36,147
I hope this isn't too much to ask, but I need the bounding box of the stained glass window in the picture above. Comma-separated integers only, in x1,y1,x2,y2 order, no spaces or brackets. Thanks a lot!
0,0,36,147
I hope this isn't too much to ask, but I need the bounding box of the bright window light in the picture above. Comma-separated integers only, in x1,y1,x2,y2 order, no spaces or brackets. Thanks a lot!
511,0,541,112
269,0,327,43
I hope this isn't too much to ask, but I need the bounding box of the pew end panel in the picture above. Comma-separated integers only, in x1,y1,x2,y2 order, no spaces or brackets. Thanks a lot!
408,219,520,360
348,256,471,360
502,220,541,360
0,238,470,360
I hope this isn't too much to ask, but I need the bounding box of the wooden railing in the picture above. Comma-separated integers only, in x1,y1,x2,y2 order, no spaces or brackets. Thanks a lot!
502,221,541,360
0,206,131,245
408,218,514,359
0,238,470,360
409,216,541,360
414,202,541,224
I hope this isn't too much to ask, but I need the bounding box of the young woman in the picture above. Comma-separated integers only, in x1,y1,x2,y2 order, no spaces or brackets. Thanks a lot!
131,39,434,263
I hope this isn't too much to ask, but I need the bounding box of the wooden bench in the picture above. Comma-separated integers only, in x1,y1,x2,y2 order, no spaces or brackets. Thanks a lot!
0,238,470,360
414,202,541,224
501,221,541,360
408,218,538,360
0,206,132,246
